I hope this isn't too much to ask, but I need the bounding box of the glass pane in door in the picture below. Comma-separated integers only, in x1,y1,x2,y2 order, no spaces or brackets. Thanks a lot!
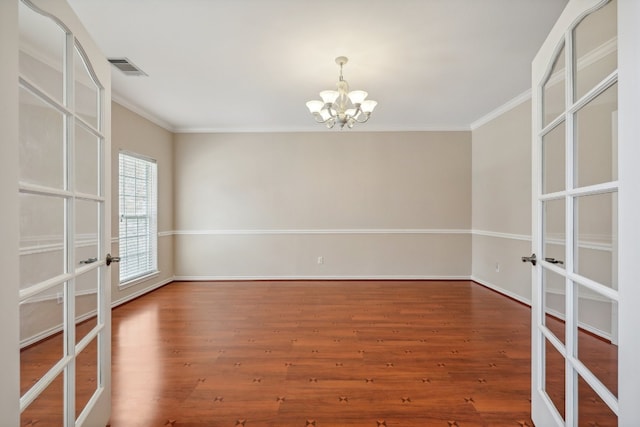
545,338,566,421
574,192,617,288
75,269,99,344
19,86,65,190
543,121,566,194
18,1,65,104
543,43,566,127
578,375,617,427
543,198,565,269
573,0,617,101
574,82,618,188
19,193,65,289
74,45,99,129
76,338,99,419
20,282,65,396
577,284,618,397
20,371,65,427
544,268,566,344
76,199,100,268
75,123,100,196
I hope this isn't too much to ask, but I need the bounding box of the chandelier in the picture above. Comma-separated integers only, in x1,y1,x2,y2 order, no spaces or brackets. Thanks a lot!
306,56,377,129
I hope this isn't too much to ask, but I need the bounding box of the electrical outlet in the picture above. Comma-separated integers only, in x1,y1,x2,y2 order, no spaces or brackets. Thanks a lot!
317,256,324,265
495,262,501,272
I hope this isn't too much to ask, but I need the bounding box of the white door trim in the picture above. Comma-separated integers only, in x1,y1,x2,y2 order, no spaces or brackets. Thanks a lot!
616,0,640,424
0,0,21,424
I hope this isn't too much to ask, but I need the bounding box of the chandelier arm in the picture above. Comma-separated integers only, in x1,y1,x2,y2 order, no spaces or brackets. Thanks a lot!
312,105,341,123
354,107,371,123
325,103,338,118
312,114,327,124
356,113,371,123
312,113,333,124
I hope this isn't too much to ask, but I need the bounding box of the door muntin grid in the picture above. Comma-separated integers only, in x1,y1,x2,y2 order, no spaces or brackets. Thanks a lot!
18,1,106,424
535,0,619,424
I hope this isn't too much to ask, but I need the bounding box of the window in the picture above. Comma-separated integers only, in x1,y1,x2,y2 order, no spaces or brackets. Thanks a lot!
118,152,157,284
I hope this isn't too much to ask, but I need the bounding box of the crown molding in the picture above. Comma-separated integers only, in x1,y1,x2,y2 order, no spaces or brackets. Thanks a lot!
172,124,472,134
111,92,175,132
111,38,616,135
471,37,617,131
470,89,532,131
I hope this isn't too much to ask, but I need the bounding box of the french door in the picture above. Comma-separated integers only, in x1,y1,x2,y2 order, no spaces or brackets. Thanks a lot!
530,0,639,425
17,0,112,425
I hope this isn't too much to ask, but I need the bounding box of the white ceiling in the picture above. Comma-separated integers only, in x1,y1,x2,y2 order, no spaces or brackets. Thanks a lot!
66,0,568,132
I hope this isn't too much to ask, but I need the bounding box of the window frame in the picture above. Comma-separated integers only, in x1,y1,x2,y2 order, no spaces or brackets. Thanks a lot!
117,151,158,287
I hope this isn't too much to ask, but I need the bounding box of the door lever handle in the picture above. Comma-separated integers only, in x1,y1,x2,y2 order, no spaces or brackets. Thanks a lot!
106,253,121,266
521,253,537,266
544,257,564,265
79,257,98,265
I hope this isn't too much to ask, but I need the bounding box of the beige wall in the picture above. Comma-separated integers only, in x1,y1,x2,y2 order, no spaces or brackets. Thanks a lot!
471,100,533,303
473,101,532,235
14,101,175,346
472,87,616,339
111,102,174,304
174,131,471,279
22,58,615,339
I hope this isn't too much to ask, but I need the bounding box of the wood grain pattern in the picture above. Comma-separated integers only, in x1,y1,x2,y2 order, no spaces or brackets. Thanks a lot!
19,280,618,426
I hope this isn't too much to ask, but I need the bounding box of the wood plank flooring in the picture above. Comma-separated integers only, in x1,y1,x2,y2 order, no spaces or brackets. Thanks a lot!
20,280,618,426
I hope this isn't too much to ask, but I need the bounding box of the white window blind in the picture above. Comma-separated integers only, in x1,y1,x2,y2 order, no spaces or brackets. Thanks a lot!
118,152,157,283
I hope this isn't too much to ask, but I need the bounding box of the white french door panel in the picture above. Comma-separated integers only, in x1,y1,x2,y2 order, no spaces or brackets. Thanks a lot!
18,0,111,425
530,0,634,425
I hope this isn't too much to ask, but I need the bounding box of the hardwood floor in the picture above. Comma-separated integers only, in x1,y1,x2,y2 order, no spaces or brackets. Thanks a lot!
20,280,618,426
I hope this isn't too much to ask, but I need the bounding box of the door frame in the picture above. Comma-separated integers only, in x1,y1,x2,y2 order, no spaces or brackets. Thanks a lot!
616,0,640,424
0,0,21,423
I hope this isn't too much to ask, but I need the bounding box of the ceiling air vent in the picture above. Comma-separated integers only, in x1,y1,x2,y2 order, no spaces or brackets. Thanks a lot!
107,58,147,76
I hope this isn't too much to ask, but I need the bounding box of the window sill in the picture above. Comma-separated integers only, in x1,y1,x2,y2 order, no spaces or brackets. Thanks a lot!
118,270,160,290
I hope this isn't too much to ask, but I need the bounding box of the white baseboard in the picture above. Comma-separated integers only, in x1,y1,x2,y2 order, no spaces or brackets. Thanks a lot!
470,275,532,306
576,323,612,342
545,308,613,342
20,276,175,348
173,275,472,281
471,276,613,342
111,276,175,308
20,309,98,349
